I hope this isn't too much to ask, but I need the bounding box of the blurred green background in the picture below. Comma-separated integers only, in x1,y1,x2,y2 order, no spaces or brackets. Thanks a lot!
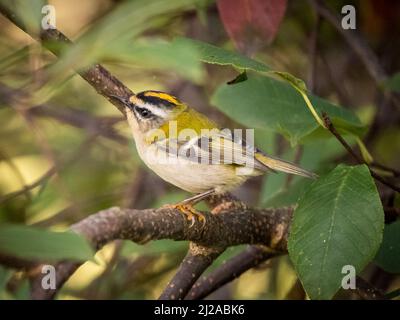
0,0,399,299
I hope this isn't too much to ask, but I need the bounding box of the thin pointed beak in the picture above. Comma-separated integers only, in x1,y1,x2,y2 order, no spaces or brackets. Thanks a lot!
109,94,130,106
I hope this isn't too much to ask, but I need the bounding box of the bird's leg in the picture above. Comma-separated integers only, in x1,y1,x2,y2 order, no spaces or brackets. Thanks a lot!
164,190,215,227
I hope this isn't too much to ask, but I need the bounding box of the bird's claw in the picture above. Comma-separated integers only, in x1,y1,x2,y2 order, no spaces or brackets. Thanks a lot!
164,203,206,228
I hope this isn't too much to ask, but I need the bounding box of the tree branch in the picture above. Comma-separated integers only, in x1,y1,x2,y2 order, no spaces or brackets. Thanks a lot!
26,205,292,299
187,245,277,300
322,112,400,193
159,243,224,300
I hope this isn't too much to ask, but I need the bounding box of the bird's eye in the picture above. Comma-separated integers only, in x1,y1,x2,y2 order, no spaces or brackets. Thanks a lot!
135,106,152,119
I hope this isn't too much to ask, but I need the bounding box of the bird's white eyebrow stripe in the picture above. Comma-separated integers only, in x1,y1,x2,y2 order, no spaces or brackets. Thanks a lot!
140,103,168,118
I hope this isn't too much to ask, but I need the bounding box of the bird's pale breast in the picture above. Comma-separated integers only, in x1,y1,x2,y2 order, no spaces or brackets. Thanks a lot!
138,142,251,193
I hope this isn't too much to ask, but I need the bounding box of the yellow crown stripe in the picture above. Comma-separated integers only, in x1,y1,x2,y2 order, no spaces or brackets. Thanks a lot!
129,95,139,104
144,92,179,105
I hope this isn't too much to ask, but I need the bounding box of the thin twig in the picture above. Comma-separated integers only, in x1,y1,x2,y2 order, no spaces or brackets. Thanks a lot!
0,150,31,201
0,135,98,204
308,2,400,181
0,166,56,204
322,113,400,193
370,162,400,178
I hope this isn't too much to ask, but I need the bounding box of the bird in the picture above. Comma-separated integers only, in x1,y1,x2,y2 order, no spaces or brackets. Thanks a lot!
110,90,317,226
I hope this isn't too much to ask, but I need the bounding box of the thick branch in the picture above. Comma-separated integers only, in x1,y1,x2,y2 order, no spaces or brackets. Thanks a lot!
187,245,277,300
159,244,224,300
27,205,292,299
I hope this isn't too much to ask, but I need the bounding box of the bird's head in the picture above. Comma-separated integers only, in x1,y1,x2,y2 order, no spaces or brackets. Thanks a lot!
111,90,187,135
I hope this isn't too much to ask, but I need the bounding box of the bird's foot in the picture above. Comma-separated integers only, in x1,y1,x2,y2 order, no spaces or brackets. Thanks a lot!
163,203,206,228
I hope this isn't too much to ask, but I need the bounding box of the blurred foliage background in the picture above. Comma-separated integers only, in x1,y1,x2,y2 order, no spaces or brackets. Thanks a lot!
0,0,399,299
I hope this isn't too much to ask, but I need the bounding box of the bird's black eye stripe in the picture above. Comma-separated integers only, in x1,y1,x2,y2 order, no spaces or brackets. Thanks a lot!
136,91,177,108
135,106,152,118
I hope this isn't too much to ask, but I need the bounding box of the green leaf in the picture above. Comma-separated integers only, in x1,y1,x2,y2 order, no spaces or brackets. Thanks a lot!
375,220,400,274
0,224,94,262
384,72,400,93
211,74,364,145
270,71,326,128
102,38,205,83
288,164,384,299
176,37,270,72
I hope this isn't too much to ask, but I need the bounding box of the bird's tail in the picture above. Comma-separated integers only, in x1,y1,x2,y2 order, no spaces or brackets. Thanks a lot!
255,153,318,179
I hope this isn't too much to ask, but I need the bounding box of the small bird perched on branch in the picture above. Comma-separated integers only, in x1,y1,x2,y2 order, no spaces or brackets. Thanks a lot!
111,91,317,225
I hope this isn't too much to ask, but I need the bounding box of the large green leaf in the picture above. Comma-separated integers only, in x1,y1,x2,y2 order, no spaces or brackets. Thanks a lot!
211,74,364,145
288,164,384,300
0,224,94,262
375,220,400,274
176,37,270,72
